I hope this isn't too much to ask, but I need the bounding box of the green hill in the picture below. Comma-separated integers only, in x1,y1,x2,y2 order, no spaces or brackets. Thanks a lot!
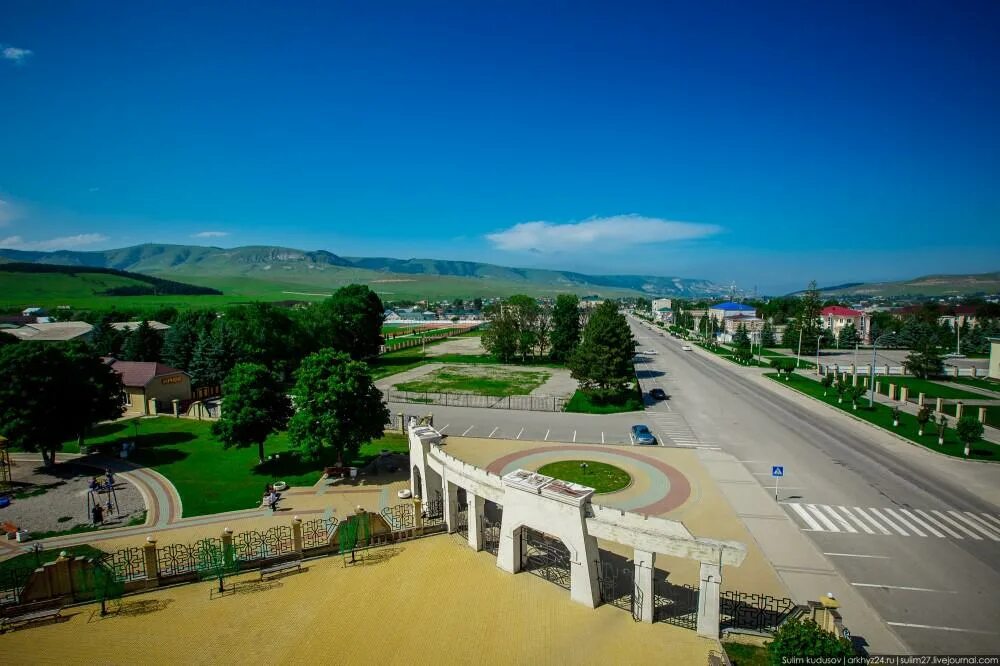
812,271,1000,297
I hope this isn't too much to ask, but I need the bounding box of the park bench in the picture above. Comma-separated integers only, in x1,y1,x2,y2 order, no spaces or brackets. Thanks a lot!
259,555,303,580
0,601,63,632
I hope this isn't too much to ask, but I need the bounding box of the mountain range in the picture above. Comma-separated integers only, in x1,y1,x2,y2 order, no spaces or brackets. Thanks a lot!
0,244,725,299
810,272,1000,298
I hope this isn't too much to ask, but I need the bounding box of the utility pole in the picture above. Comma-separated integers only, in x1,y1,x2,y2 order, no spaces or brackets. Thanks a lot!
796,327,803,368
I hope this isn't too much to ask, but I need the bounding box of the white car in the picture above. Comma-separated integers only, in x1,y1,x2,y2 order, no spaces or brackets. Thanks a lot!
681,345,692,351
645,349,658,355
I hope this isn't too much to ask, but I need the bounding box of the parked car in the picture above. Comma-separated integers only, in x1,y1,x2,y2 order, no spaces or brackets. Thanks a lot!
630,424,657,445
649,388,668,400
645,349,658,355
681,345,692,351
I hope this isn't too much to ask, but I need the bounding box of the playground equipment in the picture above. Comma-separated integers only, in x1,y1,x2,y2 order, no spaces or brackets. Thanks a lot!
86,474,121,520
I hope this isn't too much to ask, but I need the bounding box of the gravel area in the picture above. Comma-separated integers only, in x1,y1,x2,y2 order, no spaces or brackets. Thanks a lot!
0,460,146,538
425,336,485,356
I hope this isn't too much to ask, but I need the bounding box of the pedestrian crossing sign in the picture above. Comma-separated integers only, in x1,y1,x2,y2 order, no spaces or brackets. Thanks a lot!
772,466,784,477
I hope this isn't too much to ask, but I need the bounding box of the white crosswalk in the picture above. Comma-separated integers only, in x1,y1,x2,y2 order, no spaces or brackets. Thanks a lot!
649,411,706,447
785,503,1000,541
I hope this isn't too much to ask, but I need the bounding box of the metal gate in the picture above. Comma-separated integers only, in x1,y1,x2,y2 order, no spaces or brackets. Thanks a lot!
520,528,571,590
596,560,641,622
720,591,803,634
482,514,501,555
654,581,699,629
456,501,469,539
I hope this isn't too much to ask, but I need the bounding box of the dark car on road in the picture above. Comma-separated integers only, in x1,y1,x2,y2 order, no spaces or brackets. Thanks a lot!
649,388,668,400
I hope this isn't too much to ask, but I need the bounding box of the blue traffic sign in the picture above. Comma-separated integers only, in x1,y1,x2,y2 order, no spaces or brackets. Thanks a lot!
772,466,784,478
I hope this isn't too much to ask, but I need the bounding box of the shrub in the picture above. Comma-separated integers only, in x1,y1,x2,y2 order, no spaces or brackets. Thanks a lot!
767,618,854,665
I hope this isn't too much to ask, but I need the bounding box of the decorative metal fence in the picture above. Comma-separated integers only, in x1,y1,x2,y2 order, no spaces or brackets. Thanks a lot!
456,501,469,540
385,391,566,412
156,540,219,578
654,582,699,630
719,590,803,634
421,498,446,532
233,525,294,563
301,516,339,550
482,514,502,555
105,546,146,582
596,560,639,621
381,503,415,532
520,528,571,590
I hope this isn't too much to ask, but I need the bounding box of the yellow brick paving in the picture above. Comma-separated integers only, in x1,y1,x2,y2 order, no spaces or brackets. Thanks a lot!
0,536,719,666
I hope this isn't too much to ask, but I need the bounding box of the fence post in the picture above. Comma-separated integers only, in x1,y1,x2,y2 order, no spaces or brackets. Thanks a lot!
888,384,896,401
935,397,944,414
955,402,963,420
143,536,159,585
398,412,404,433
292,517,303,554
412,498,423,535
875,380,881,396
918,392,925,407
900,386,909,403
980,407,988,424
222,527,235,568
953,366,960,379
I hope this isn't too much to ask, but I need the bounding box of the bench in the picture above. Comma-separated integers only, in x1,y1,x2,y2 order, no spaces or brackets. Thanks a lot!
259,558,302,580
1,602,63,632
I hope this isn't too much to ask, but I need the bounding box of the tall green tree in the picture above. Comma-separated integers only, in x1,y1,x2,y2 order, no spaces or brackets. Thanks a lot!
189,323,239,388
122,320,163,362
213,363,292,464
796,281,823,355
0,344,124,466
732,323,751,348
288,349,389,464
549,294,581,362
304,284,385,359
90,318,126,357
481,302,519,362
760,321,776,347
161,310,215,370
904,340,944,378
837,322,860,347
225,303,305,379
569,301,636,396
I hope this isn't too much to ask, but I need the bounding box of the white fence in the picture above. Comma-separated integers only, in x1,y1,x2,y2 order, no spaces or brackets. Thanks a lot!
820,364,987,378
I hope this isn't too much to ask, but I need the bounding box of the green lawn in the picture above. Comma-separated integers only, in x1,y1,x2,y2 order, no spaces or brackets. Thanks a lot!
941,402,1000,428
537,460,631,494
65,418,410,518
370,343,564,381
394,365,551,396
764,373,1000,460
0,544,106,578
695,343,768,367
723,642,769,666
950,376,1000,394
863,376,985,400
565,387,644,414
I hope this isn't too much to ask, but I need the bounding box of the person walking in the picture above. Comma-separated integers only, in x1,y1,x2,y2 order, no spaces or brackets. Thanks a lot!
267,491,279,512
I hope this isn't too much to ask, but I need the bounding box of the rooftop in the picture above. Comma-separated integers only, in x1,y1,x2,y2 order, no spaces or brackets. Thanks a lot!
109,320,171,332
821,306,864,317
710,302,755,311
0,321,93,341
110,360,187,387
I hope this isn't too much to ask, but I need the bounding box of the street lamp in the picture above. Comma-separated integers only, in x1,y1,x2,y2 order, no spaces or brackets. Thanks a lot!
815,336,822,375
868,334,889,408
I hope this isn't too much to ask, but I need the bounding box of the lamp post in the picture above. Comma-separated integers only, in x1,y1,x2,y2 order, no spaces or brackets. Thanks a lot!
868,334,888,408
815,336,822,375
796,327,803,368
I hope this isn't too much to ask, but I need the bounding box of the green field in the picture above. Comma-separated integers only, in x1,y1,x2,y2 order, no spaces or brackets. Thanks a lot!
765,373,999,460
565,387,644,414
950,376,1000,393
537,460,631,494
61,417,409,518
864,376,985,400
394,365,551,396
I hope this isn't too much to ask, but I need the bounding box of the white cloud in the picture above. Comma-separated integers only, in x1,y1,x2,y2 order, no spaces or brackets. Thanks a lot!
2,46,33,64
192,230,229,238
0,233,110,251
486,214,722,253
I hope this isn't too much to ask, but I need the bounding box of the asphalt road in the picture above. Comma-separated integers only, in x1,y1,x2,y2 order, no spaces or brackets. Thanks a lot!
629,317,1000,655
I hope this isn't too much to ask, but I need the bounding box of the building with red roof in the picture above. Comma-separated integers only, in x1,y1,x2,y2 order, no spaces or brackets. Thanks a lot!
110,360,192,416
821,306,868,343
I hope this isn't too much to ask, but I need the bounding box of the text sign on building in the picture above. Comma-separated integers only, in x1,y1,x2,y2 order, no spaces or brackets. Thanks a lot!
771,466,783,478
161,375,184,385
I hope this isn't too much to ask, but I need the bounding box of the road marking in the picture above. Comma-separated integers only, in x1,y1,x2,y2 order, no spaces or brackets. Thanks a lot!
852,583,955,593
882,508,926,537
572,430,577,442
516,428,523,440
544,429,550,441
898,509,944,538
823,552,890,559
853,507,892,535
961,512,1000,540
820,505,857,533
914,510,964,539
752,472,774,476
886,622,998,635
601,432,605,444
789,504,823,531
805,504,840,532
439,424,450,433
932,510,982,540
763,486,803,490
461,425,475,436
838,507,875,534
868,508,908,536
488,427,498,438
737,460,764,463
949,511,1000,541
980,513,1000,530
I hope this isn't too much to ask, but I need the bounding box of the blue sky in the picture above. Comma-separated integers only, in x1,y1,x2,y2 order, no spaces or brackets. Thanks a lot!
1,1,998,293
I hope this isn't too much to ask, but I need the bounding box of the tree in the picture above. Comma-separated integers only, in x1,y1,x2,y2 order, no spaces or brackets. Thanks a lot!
916,405,932,436
452,298,464,312
162,310,215,370
213,363,292,464
304,285,384,360
795,281,823,355
481,302,519,362
90,318,126,357
549,294,581,362
481,295,545,362
189,323,239,388
903,341,944,379
956,416,984,457
473,297,483,311
0,332,18,348
569,301,636,397
780,318,799,348
635,297,651,312
820,374,834,396
225,303,305,380
288,349,389,464
837,322,860,347
122,320,163,362
732,323,750,348
760,322,776,347
770,357,796,380
0,344,124,466
767,618,854,664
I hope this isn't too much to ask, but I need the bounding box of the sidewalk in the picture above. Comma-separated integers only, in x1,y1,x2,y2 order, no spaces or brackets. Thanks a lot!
696,448,908,654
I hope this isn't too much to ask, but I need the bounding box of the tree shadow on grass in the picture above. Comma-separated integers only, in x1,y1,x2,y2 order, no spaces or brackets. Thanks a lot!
127,448,189,466
252,451,324,479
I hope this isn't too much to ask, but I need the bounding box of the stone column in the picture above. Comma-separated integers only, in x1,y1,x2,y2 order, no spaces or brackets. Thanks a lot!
697,561,722,638
875,381,881,396
863,376,869,388
497,526,522,575
888,384,896,401
222,528,235,568
398,412,404,433
634,549,655,623
955,402,964,420
292,517,303,554
953,366,960,378
900,386,909,403
936,397,944,414
980,407,988,424
172,399,180,417
443,479,460,534
467,494,485,551
918,392,926,407
143,536,159,585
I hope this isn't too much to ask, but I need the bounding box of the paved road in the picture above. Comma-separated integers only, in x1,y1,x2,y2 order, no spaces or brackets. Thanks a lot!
629,317,1000,655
